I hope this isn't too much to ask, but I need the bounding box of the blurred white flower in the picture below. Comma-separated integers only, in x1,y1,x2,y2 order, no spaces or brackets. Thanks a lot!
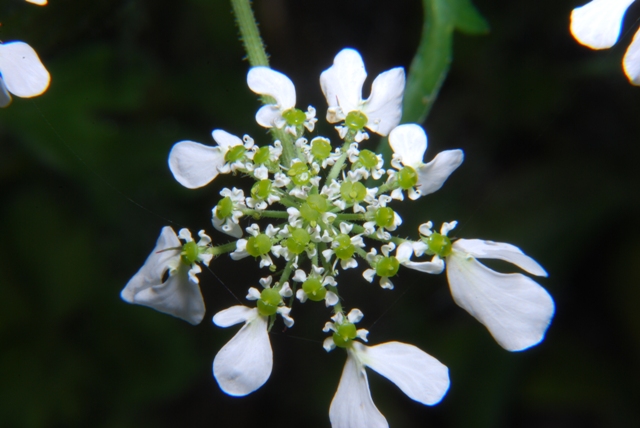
0,41,50,108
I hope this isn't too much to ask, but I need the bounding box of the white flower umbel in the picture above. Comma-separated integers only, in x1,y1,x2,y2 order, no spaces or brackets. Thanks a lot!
570,0,640,84
388,124,463,200
320,48,405,141
247,67,317,135
121,227,211,325
212,306,272,396
168,129,253,189
0,41,50,108
402,221,555,351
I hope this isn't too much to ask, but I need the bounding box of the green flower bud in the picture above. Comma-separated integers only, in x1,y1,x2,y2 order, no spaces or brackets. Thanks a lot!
397,166,418,189
288,162,310,186
181,241,200,265
374,207,395,228
282,108,307,126
375,256,400,278
333,321,357,348
225,145,246,163
345,110,368,131
253,146,270,165
427,232,452,257
311,138,332,160
340,181,367,204
334,234,355,260
215,196,234,219
302,277,326,302
285,227,310,254
246,234,272,257
257,287,282,316
251,179,272,200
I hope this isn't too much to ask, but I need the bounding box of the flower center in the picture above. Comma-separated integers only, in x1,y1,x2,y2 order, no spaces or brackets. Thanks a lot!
333,321,357,348
311,138,332,160
397,166,418,189
375,256,399,278
357,149,378,169
215,196,234,219
302,277,326,301
282,108,307,126
426,232,452,257
334,234,355,260
345,110,368,131
257,288,282,316
181,241,200,265
288,162,310,186
253,146,270,165
285,227,310,254
246,234,272,257
374,207,395,228
340,181,366,204
225,145,246,163
251,179,272,200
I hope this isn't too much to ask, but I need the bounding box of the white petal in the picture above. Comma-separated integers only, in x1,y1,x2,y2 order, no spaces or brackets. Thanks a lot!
415,149,464,196
320,48,367,116
0,42,50,98
213,314,272,396
168,141,225,189
388,124,427,167
329,350,388,428
254,105,284,128
354,341,449,405
212,129,243,151
325,291,339,306
446,251,555,351
403,259,445,274
247,67,296,110
623,28,640,85
570,0,635,49
213,305,257,327
453,239,548,277
362,68,405,136
26,0,48,5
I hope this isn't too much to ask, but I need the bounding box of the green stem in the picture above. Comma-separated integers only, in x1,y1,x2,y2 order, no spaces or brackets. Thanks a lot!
209,241,239,256
230,0,269,67
242,208,290,219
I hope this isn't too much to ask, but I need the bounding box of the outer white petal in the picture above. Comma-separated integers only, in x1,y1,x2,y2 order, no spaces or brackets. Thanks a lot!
25,0,48,4
320,48,367,116
388,124,427,168
212,129,243,151
0,42,50,98
362,68,405,136
255,105,285,128
329,349,388,428
570,0,635,49
623,28,640,85
168,141,225,189
453,239,548,277
213,312,272,396
354,341,449,405
415,149,464,196
247,67,296,110
0,78,12,108
121,227,205,325
213,305,256,327
446,250,555,351
397,242,443,273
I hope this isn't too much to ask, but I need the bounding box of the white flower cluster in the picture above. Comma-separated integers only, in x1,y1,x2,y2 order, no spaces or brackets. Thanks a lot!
122,48,555,427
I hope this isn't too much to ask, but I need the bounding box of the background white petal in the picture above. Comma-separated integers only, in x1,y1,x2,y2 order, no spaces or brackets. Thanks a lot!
25,0,48,5
388,124,427,167
570,0,635,49
320,48,367,115
446,252,555,351
213,314,272,396
168,141,224,189
213,305,257,327
362,68,405,136
247,66,296,110
329,349,388,428
355,341,450,405
0,42,50,98
453,239,547,277
415,149,464,196
623,28,640,85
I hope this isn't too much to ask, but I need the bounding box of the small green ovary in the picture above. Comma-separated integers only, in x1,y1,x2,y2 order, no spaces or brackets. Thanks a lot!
345,110,368,131
311,138,332,160
253,146,270,165
374,207,395,228
427,232,452,257
397,166,418,189
215,196,234,219
334,234,355,260
246,234,272,257
357,150,379,169
181,241,200,265
300,194,328,223
340,181,366,204
285,227,310,254
288,162,310,186
257,287,282,316
251,179,272,200
333,322,357,348
225,145,246,163
375,256,400,277
283,108,307,126
302,278,326,302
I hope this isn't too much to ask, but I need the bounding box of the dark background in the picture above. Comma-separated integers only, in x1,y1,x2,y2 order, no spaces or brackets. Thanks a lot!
1,0,639,427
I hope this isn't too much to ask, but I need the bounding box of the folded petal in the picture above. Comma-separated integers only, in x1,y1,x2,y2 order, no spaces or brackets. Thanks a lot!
168,141,225,189
570,0,635,49
396,242,444,274
388,124,427,167
0,78,12,108
213,305,256,327
255,105,284,128
213,313,272,396
446,252,555,351
329,349,388,428
623,28,640,85
415,149,464,196
320,48,367,116
362,68,405,136
453,239,548,277
354,341,449,406
247,66,296,110
0,42,50,98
